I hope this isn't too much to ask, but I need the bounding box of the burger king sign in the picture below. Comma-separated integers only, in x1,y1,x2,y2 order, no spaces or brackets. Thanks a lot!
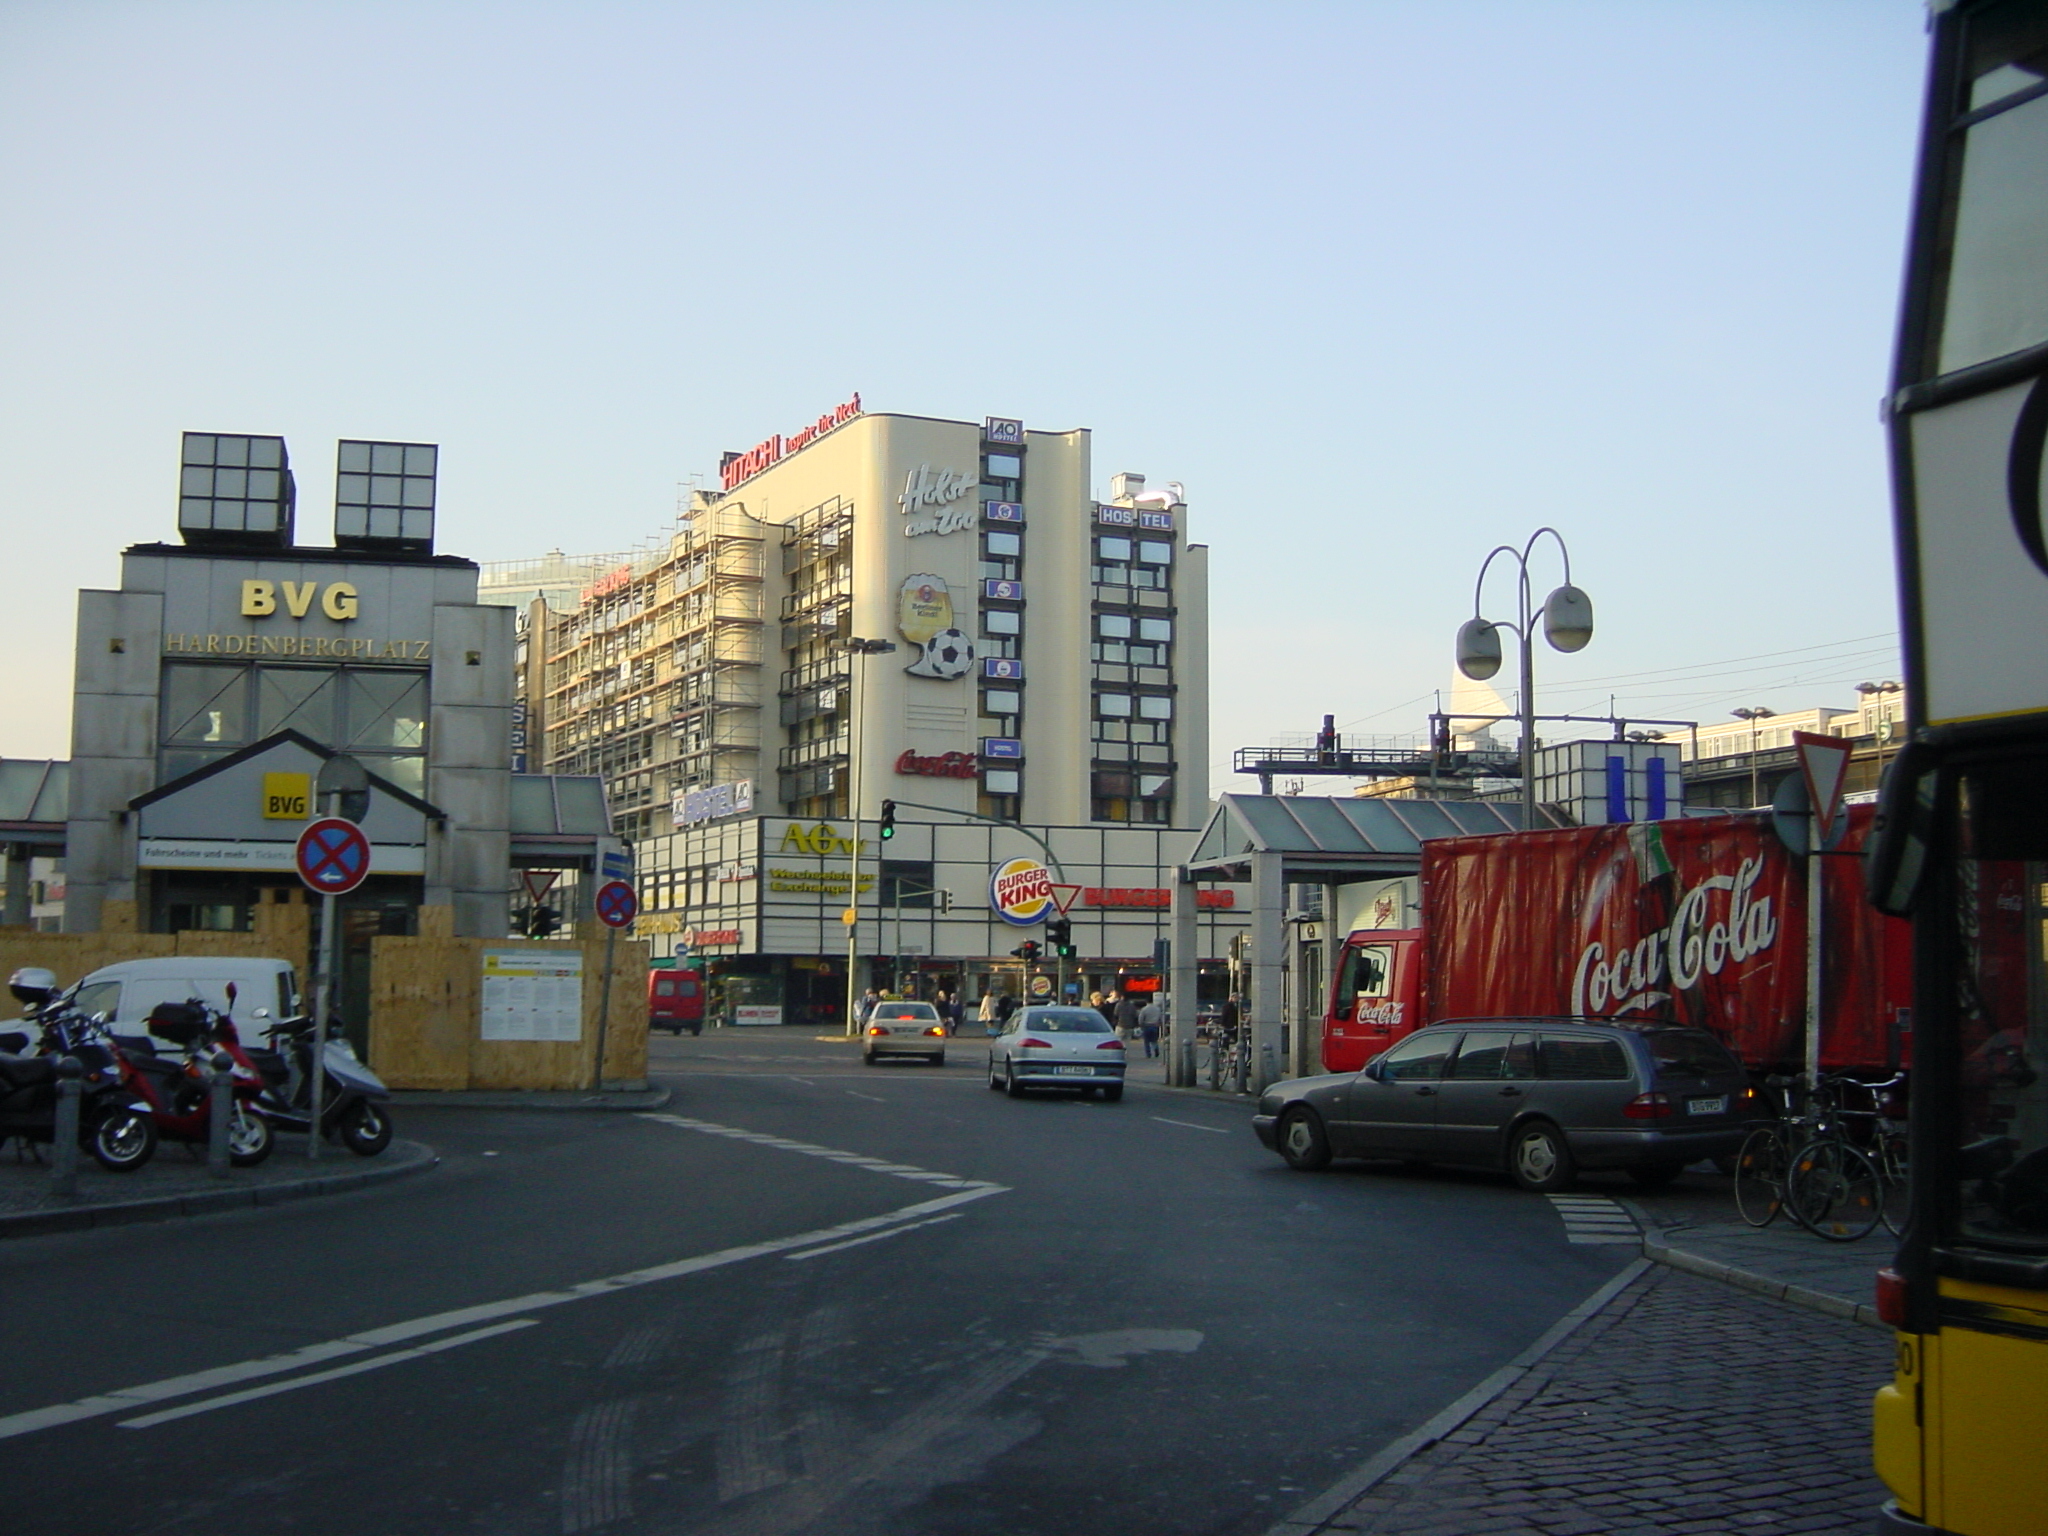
989,857,1055,927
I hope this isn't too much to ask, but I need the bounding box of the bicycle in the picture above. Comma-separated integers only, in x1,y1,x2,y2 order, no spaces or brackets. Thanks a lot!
1783,1073,1889,1242
1733,1076,1809,1228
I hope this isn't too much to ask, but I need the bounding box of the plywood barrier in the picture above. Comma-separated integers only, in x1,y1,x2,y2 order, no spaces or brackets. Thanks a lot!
368,920,648,1092
0,889,311,992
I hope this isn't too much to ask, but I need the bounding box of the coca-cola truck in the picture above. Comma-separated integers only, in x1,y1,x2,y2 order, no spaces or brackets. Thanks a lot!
1323,808,1910,1077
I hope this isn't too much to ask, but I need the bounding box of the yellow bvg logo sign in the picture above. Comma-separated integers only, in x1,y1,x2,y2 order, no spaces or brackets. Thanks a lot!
262,772,311,820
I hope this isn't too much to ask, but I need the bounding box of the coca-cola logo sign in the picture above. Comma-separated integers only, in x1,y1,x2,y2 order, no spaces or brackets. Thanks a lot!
1571,856,1779,1016
895,749,976,779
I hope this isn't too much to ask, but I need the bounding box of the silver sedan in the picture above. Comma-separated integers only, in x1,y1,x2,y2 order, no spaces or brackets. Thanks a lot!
862,1002,948,1065
987,1006,1127,1101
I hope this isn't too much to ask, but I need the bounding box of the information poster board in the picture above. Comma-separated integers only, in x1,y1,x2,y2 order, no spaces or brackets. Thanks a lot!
732,1005,784,1027
481,948,585,1042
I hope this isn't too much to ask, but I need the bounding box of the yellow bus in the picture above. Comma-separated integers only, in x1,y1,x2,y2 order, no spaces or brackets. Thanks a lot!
1867,4,2048,1533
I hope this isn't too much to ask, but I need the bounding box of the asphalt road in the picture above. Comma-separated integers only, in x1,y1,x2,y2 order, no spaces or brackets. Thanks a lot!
0,1027,1641,1536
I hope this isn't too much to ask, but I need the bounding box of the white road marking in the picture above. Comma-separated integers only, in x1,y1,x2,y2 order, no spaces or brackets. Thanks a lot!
640,1113,992,1189
1151,1116,1232,1134
1545,1194,1640,1245
845,1090,885,1103
785,1213,963,1261
117,1320,540,1429
3,1182,1007,1442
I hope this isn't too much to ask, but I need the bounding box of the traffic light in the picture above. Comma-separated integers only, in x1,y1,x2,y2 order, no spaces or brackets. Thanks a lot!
527,904,561,938
879,800,897,839
1048,918,1075,958
1012,941,1041,963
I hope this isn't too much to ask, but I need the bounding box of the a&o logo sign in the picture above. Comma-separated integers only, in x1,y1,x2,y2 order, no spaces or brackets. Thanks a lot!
989,857,1054,927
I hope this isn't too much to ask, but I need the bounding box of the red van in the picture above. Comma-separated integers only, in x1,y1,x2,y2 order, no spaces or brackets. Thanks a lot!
648,969,705,1035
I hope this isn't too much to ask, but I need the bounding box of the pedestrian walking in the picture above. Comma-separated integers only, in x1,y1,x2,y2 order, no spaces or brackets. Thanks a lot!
855,988,879,1027
1138,996,1163,1058
1114,990,1141,1042
995,991,1018,1029
978,989,999,1035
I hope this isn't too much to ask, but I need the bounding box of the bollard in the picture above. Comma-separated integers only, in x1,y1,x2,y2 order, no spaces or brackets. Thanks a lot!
1257,1043,1279,1097
207,1050,233,1178
1180,1036,1195,1088
50,1056,82,1199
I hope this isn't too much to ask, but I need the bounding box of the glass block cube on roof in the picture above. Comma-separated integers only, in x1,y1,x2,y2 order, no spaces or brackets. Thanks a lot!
335,439,437,553
177,432,296,548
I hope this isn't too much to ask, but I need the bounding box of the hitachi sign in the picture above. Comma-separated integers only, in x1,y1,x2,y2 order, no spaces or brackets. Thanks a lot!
720,393,863,491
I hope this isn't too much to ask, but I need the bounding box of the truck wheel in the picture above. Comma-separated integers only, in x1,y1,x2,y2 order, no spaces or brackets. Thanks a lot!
1508,1121,1575,1193
1278,1107,1331,1170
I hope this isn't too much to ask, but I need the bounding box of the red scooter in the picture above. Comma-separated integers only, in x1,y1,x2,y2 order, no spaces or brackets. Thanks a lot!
110,999,274,1166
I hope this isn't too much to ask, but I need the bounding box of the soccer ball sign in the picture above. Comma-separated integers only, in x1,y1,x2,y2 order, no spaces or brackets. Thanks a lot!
906,627,975,680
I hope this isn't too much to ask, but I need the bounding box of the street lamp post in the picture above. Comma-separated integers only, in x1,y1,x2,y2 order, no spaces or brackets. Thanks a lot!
841,637,898,1038
1731,706,1775,807
1857,681,1904,784
1454,528,1595,828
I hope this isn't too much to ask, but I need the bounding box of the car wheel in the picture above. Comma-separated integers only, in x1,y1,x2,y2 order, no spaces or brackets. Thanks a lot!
987,1058,1003,1090
862,1050,876,1065
1508,1120,1575,1193
1627,1161,1686,1189
1004,1062,1026,1098
1101,1085,1124,1104
1278,1107,1332,1171
932,1054,945,1067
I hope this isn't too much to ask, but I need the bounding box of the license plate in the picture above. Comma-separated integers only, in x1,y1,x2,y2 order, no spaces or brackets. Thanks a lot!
1054,1065,1093,1076
1687,1096,1727,1115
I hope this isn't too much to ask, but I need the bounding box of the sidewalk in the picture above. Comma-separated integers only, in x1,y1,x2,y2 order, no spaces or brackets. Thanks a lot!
0,1135,437,1238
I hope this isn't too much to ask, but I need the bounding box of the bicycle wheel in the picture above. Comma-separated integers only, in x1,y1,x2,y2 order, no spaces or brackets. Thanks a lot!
1877,1130,1911,1237
1788,1140,1884,1241
1733,1126,1790,1228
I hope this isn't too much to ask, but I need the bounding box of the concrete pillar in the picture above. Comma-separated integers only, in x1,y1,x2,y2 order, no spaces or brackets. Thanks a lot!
3,845,29,927
1249,851,1285,1089
1169,869,1200,1086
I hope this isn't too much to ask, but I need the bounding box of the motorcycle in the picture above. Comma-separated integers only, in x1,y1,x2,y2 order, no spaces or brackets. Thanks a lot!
246,1014,395,1157
110,999,274,1167
0,968,159,1172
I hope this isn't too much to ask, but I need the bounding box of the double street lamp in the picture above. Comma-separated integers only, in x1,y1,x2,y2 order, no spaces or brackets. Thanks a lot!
842,637,897,1037
1731,706,1775,807
1454,528,1595,828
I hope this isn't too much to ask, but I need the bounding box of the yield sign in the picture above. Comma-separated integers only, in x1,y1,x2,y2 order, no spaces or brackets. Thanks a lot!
296,817,371,896
1049,883,1082,915
1794,731,1854,840
523,870,560,905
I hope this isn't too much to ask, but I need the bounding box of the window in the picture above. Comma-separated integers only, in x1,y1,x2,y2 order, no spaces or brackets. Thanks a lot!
1138,540,1173,565
982,609,1020,636
1096,694,1132,718
982,688,1022,718
1450,1031,1535,1080
1538,1036,1631,1081
1137,617,1173,642
163,665,250,746
881,859,937,908
985,530,1022,558
983,768,1021,795
1380,1033,1453,1081
1096,613,1133,639
1138,695,1173,720
1097,536,1132,562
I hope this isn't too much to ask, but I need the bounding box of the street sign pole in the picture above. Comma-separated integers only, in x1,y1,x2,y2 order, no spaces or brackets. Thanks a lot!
593,923,616,1094
300,756,371,1161
590,880,638,1093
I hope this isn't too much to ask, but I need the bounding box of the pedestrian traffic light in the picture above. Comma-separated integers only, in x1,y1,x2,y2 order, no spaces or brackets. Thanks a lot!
1013,941,1041,962
527,904,561,938
1048,918,1075,958
879,800,897,839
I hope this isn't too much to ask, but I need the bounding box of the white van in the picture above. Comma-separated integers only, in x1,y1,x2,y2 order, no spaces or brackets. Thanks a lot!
71,957,302,1036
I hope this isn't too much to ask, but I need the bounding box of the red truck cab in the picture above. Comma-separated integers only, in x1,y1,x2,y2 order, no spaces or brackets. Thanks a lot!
1323,930,1422,1073
649,968,705,1035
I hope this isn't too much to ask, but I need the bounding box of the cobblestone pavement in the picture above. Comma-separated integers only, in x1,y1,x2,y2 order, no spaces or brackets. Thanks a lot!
1291,1266,1891,1536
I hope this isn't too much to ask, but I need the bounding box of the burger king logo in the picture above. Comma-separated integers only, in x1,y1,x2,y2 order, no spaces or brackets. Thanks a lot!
989,856,1055,927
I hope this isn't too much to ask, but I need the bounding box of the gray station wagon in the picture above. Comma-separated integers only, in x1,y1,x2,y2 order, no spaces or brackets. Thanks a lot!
1252,1017,1757,1191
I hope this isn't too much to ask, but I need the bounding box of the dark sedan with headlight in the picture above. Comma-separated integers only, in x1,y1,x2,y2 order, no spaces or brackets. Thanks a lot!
1252,1017,1755,1192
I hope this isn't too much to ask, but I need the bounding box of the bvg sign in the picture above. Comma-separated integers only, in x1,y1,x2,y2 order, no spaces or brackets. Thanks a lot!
989,857,1054,927
241,580,359,621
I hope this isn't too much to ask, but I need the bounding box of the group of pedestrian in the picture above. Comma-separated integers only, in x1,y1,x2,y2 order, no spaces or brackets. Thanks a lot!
1085,988,1163,1057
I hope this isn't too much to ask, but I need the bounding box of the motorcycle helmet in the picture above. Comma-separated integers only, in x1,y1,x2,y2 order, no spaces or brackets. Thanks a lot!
8,967,59,1009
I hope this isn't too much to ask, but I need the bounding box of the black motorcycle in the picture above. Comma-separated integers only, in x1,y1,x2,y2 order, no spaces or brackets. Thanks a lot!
1,968,159,1172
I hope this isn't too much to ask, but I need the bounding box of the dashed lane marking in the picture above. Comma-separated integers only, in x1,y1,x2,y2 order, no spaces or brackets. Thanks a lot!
1150,1116,1233,1134
1546,1194,1641,1244
639,1112,999,1189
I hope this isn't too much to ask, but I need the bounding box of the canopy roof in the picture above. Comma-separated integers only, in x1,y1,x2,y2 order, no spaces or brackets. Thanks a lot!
1184,793,1561,884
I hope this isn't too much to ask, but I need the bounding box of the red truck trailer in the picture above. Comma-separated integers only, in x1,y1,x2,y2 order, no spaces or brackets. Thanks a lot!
1323,808,1909,1077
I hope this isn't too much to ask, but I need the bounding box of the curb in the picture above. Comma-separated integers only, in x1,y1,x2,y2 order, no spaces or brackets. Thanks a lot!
387,1086,672,1111
0,1138,438,1239
1261,1258,1654,1536
1640,1235,1887,1331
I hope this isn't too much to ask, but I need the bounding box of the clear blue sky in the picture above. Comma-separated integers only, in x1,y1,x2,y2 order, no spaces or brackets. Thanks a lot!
1,0,1930,795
